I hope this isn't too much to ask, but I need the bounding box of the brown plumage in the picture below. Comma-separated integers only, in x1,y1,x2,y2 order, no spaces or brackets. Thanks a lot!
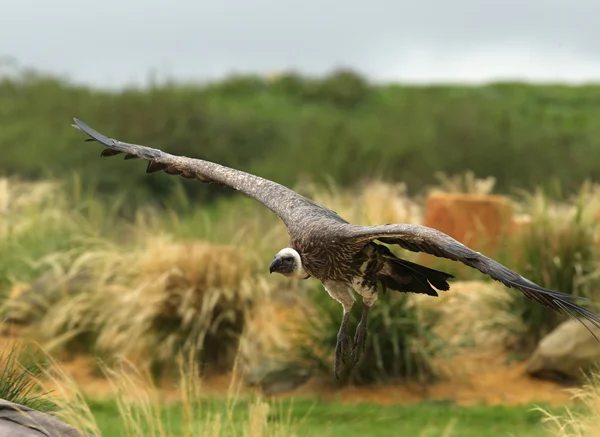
71,118,600,378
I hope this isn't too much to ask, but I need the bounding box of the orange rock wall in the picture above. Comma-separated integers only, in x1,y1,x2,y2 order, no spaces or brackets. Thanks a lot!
420,193,514,269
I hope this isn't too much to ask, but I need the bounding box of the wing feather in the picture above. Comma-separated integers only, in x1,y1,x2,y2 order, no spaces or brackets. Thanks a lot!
71,118,336,226
345,223,600,336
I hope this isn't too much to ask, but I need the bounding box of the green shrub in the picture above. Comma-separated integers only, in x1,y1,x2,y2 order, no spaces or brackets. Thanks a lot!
316,68,371,108
0,342,55,412
496,182,600,352
283,283,444,386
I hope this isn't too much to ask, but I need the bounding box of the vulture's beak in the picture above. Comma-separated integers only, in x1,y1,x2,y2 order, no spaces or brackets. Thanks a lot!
269,257,280,274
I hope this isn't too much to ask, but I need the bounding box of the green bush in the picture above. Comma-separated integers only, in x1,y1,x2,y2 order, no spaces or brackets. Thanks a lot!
283,283,444,386
494,183,600,352
0,342,55,412
317,68,371,108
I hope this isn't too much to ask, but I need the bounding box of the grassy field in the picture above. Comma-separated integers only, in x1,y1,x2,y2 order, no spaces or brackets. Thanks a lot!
2,170,600,435
5,66,600,435
24,347,586,437
85,398,564,437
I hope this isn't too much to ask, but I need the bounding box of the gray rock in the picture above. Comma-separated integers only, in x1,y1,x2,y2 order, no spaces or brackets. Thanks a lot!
2,271,92,326
0,399,92,437
526,319,600,382
246,362,311,395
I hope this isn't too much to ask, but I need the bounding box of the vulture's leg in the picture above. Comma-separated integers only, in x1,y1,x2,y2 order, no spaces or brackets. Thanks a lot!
353,303,370,365
334,311,353,378
351,288,378,366
323,281,355,379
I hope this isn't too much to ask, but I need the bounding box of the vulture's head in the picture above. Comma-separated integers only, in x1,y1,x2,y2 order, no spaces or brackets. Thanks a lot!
269,248,310,279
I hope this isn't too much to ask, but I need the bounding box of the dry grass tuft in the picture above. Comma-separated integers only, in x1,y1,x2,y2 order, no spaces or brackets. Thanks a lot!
540,370,600,437
428,170,497,196
33,351,301,437
93,236,264,373
412,280,523,350
0,177,64,238
8,235,269,375
499,182,600,351
295,178,422,226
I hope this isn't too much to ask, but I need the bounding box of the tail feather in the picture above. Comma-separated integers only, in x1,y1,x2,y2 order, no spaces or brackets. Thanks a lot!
377,256,454,297
388,257,454,291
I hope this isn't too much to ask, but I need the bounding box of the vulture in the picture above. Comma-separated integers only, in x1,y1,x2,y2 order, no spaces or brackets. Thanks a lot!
71,118,600,378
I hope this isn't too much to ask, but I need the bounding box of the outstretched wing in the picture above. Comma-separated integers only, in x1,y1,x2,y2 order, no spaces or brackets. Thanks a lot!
71,118,342,227
344,223,600,332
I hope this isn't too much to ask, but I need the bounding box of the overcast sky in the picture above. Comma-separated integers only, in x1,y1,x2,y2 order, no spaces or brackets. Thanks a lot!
2,0,600,88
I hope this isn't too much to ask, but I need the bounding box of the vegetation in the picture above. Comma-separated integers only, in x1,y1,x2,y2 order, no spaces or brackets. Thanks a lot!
3,174,600,385
284,286,444,386
0,341,54,411
29,352,573,437
540,371,600,437
34,354,307,437
489,183,600,352
56,369,600,437
0,182,271,379
5,65,600,210
87,398,559,437
0,342,594,437
4,65,600,435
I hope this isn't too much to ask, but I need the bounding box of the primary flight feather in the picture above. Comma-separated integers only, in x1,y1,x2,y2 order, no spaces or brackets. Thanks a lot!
71,118,600,378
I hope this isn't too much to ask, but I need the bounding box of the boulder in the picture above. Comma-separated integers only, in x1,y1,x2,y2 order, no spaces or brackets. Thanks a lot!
526,319,600,382
0,399,92,437
420,193,513,270
3,270,92,326
246,361,311,395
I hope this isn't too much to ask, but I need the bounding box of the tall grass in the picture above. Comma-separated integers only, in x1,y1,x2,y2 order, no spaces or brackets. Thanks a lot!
541,370,600,437
427,170,497,196
0,176,277,379
34,353,303,437
294,177,423,226
0,175,126,298
5,174,600,390
284,286,444,386
494,182,600,352
5,237,269,378
0,340,55,412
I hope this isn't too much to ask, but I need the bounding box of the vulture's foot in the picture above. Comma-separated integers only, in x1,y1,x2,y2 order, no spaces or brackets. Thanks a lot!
334,312,353,379
353,304,370,365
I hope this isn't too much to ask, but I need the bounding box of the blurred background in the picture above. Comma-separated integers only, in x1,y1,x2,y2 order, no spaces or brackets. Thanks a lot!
4,0,600,204
2,1,600,436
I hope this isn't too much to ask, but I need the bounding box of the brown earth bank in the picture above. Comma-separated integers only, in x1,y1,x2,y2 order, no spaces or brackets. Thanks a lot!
0,336,576,408
24,343,576,407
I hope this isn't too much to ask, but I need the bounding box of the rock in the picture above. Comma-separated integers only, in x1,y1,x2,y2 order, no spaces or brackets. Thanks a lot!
420,193,513,271
526,319,600,382
0,399,92,437
246,362,311,395
3,270,92,326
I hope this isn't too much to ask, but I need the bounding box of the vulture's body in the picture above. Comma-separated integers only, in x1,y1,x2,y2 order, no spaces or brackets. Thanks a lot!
71,118,600,377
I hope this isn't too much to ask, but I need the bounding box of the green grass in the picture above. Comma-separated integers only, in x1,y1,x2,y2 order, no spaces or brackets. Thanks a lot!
0,342,55,412
84,397,567,437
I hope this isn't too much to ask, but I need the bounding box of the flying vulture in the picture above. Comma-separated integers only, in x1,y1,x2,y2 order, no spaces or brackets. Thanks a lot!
71,118,600,378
